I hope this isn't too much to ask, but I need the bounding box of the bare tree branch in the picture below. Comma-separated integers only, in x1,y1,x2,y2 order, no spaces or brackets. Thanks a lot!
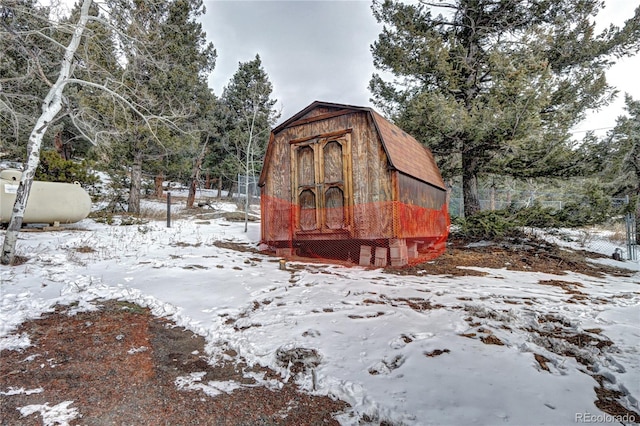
2,0,93,265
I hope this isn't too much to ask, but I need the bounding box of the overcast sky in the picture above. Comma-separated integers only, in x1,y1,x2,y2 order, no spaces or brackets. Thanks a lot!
200,0,640,137
201,0,379,122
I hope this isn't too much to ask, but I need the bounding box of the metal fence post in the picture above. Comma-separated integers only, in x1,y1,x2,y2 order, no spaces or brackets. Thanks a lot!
167,191,171,228
625,195,637,261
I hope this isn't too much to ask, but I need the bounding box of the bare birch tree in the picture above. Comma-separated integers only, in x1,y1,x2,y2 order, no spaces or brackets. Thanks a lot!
1,0,213,265
1,0,93,265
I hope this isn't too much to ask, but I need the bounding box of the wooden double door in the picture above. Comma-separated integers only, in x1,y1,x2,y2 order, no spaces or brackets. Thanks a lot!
290,131,353,237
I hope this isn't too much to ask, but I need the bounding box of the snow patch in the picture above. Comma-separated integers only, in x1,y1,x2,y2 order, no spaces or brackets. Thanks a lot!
0,332,31,352
175,372,243,397
1,387,44,396
18,401,80,426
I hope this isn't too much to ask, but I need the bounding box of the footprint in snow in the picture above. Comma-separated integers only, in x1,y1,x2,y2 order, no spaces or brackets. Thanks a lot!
368,354,406,375
389,332,434,349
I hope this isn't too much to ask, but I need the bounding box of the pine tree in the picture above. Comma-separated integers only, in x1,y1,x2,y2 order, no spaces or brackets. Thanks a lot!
370,0,640,218
106,0,216,213
595,94,640,197
209,54,279,196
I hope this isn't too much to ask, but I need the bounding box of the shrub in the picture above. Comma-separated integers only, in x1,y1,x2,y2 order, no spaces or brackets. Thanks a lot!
35,150,99,187
554,183,619,227
453,189,625,242
452,210,524,240
513,203,559,228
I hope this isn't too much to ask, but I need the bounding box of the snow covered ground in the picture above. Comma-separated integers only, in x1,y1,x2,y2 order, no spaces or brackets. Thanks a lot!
1,202,639,425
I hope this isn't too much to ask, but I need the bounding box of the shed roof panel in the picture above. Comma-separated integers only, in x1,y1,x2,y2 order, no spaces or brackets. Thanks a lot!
264,101,445,190
370,111,445,189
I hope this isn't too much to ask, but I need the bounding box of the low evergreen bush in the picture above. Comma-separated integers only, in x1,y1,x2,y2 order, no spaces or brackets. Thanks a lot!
35,150,99,187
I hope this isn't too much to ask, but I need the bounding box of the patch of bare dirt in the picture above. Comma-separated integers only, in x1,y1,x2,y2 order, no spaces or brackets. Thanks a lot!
593,375,640,423
526,316,638,423
363,295,444,312
0,301,348,425
221,235,632,279
423,349,450,357
211,240,262,254
390,238,633,277
534,354,551,372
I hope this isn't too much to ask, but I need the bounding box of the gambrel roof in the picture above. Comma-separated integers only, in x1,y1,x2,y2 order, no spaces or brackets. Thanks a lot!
261,101,445,190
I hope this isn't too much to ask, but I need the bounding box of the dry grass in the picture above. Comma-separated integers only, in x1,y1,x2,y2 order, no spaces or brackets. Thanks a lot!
605,222,627,244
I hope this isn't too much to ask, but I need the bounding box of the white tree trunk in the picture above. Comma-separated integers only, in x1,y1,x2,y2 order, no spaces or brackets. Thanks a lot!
244,94,259,233
1,0,93,265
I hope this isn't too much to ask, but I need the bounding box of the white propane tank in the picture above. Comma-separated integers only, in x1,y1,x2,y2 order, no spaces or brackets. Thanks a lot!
0,169,92,225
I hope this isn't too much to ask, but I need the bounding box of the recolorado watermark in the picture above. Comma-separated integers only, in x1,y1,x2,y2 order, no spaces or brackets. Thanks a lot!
575,412,635,423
